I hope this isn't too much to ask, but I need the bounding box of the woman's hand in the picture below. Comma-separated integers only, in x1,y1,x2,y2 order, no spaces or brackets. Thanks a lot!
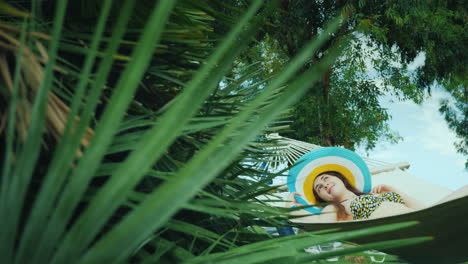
371,184,399,194
288,192,303,207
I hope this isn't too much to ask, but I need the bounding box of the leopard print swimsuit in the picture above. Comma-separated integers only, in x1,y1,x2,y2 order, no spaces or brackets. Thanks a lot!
350,192,404,220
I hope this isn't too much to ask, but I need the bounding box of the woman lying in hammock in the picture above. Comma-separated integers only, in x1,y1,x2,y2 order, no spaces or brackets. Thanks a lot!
288,171,468,223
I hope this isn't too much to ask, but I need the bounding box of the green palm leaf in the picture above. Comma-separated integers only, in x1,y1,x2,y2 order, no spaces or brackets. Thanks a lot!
1,1,69,262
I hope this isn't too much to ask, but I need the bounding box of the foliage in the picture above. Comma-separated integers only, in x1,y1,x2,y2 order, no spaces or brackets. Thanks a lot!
236,0,466,155
439,81,468,168
380,0,467,89
288,37,410,150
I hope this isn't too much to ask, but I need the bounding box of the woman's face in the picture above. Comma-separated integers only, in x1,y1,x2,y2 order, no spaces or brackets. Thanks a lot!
313,174,346,202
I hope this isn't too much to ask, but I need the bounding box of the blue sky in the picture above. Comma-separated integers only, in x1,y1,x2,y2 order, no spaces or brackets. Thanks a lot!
357,87,467,190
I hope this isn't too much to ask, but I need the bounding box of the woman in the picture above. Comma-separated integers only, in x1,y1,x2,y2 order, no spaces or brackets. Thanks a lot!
288,171,468,223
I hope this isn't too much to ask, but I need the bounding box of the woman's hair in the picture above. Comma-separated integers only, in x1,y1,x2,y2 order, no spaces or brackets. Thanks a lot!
312,171,365,220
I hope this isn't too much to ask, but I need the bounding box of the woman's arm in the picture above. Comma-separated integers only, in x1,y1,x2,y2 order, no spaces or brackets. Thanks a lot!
289,205,338,223
287,192,337,223
371,184,426,210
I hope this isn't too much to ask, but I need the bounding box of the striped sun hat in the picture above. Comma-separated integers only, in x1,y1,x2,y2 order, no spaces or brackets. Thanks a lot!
288,147,372,213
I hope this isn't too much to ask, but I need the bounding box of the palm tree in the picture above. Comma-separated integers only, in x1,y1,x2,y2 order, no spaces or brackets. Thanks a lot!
0,1,429,263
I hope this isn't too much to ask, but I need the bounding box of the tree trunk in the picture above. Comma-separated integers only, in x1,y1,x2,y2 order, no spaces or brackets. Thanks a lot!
321,68,335,146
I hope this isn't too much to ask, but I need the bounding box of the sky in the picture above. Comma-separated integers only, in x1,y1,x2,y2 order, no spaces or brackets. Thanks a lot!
356,55,467,190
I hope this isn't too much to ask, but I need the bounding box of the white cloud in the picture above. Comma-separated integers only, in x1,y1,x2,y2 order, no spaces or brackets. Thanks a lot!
411,89,461,157
407,52,426,71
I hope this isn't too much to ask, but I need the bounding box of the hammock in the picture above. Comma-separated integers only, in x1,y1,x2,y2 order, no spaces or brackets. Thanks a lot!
298,195,468,264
